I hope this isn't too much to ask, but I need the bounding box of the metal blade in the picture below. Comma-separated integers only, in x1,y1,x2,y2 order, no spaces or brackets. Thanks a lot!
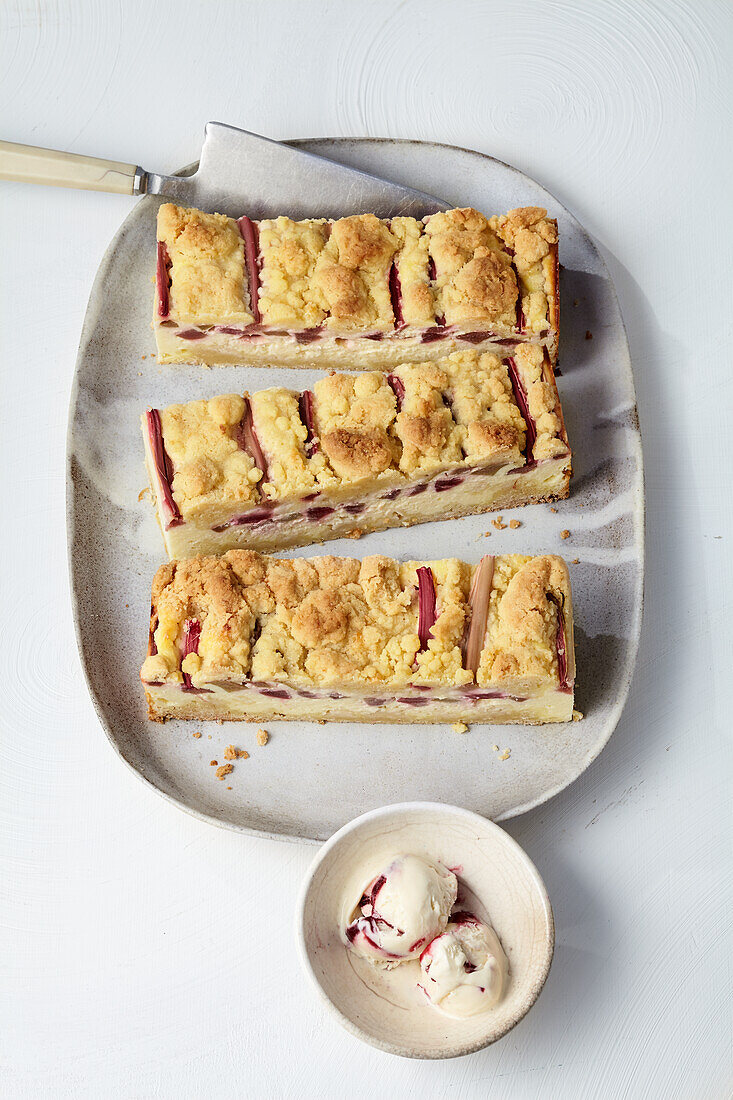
140,122,449,218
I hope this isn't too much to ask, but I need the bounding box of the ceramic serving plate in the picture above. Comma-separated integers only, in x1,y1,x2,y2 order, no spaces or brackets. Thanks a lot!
67,139,644,842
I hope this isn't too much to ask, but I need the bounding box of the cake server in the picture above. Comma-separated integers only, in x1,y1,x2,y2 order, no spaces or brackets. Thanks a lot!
0,121,449,219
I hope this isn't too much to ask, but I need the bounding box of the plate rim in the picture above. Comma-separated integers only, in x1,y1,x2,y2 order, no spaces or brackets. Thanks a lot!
66,136,645,843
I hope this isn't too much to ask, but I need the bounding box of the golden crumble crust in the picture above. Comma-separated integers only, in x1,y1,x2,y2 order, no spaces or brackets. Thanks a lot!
146,350,567,524
313,215,397,332
478,554,571,687
390,216,435,326
313,371,400,484
435,351,526,463
389,362,463,475
157,203,252,325
249,387,336,498
257,216,329,328
424,208,518,327
511,345,568,460
158,395,260,521
489,207,558,335
142,552,573,693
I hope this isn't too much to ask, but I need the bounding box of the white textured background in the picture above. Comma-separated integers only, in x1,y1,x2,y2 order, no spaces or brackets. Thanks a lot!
2,1,732,1097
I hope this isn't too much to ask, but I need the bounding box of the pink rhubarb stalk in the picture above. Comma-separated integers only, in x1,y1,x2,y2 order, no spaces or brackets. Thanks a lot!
416,566,437,652
237,216,261,324
505,357,536,464
146,409,183,529
180,618,201,691
461,556,495,676
156,241,171,318
551,596,572,693
386,373,405,411
388,262,404,328
298,390,318,457
236,397,269,481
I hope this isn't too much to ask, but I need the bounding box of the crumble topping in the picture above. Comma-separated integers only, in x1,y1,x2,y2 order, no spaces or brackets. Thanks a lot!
158,394,260,521
390,216,434,326
390,362,462,475
157,203,252,325
489,207,558,335
511,344,568,461
312,371,400,483
438,351,526,463
257,216,329,328
142,552,572,694
424,208,518,327
155,204,558,342
146,348,568,520
250,386,336,498
313,215,397,332
478,554,571,687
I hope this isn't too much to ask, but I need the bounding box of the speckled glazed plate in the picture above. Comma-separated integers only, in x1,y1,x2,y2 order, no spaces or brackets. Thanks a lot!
67,139,644,842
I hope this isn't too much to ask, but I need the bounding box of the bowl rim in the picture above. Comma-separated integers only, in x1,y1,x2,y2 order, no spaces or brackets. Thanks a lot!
295,801,555,1059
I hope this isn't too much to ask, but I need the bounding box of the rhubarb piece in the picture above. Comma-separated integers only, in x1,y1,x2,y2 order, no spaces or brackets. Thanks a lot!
153,203,559,368
237,216,261,324
141,551,576,725
416,567,437,652
298,390,318,457
145,409,182,529
236,397,268,481
506,356,536,463
461,556,495,675
156,241,171,319
386,372,405,410
142,347,570,560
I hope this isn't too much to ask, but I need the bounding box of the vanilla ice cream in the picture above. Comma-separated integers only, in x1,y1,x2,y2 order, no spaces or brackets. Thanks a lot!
419,913,508,1016
343,854,458,965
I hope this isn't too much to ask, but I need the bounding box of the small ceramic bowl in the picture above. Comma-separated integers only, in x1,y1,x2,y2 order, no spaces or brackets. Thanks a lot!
296,802,554,1059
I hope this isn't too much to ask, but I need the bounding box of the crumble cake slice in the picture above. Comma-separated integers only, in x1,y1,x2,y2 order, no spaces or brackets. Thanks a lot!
154,203,559,368
141,551,575,725
142,345,571,558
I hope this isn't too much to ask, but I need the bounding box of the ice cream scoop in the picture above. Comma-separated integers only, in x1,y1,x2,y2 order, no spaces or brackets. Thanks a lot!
343,854,458,965
419,912,508,1016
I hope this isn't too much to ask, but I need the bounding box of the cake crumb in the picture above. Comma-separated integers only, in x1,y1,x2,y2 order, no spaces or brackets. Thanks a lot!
215,764,234,780
137,487,149,502
317,720,326,725
560,529,570,539
483,530,492,537
572,558,580,565
451,722,469,734
550,507,558,513
192,731,202,739
256,729,269,746
509,519,521,529
208,735,212,739
492,515,507,531
225,744,249,759
585,330,593,340
572,710,584,722
492,744,499,752
226,786,232,790
210,760,218,766
499,749,511,761
141,355,147,360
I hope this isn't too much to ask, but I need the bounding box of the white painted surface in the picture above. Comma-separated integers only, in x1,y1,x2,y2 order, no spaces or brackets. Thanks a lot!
1,0,730,1096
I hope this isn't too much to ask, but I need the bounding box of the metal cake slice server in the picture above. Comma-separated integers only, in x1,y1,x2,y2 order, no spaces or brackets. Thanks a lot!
0,121,449,219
